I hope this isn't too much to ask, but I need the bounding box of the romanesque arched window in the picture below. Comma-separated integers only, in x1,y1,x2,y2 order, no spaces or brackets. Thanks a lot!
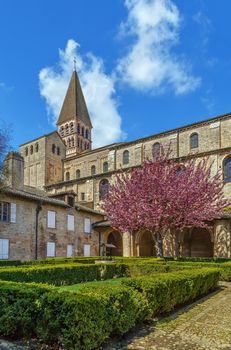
91,165,96,176
99,179,109,200
60,126,64,137
153,142,160,158
65,124,69,135
57,147,60,156
35,143,39,152
76,169,81,179
30,145,33,155
103,162,108,173
66,172,70,181
190,133,199,149
52,144,56,154
224,157,231,183
25,147,28,156
81,126,85,137
86,129,89,139
123,150,129,165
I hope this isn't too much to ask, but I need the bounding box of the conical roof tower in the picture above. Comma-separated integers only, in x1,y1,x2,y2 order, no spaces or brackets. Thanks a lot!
57,70,92,157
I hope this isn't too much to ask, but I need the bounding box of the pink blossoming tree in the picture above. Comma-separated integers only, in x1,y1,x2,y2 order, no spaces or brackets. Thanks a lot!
102,151,229,257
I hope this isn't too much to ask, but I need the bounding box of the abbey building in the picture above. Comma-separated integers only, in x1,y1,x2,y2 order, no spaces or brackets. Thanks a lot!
1,70,231,260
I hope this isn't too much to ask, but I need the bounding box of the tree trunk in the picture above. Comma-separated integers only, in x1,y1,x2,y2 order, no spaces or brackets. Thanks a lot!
155,233,163,258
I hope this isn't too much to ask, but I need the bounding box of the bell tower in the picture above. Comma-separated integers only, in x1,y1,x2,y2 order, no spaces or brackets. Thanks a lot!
57,69,93,157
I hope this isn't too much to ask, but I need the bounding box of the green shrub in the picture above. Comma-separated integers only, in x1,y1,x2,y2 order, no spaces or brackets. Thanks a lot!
0,263,128,285
0,268,219,350
122,268,220,317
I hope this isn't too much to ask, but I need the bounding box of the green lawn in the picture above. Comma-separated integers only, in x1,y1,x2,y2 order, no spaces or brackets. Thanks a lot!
58,277,124,293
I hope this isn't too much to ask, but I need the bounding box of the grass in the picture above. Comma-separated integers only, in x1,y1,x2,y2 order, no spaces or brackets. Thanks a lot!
58,277,124,293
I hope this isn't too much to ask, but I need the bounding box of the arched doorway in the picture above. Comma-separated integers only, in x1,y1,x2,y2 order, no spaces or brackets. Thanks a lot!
106,231,123,256
138,231,156,256
183,228,213,257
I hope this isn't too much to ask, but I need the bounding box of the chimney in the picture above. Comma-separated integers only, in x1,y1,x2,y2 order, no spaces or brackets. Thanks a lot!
4,152,24,190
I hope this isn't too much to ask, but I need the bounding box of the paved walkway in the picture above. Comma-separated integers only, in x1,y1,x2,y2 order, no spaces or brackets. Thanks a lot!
102,282,231,350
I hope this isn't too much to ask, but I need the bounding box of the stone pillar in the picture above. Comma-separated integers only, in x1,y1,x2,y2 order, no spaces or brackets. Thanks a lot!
123,231,131,257
214,220,231,258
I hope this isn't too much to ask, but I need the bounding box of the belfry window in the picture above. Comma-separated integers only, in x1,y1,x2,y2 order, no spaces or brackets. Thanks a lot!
224,157,231,183
70,123,74,133
153,142,160,158
66,172,70,181
65,124,69,135
30,145,33,155
123,150,129,165
35,143,39,152
103,162,108,173
25,147,28,156
190,133,199,149
60,126,64,137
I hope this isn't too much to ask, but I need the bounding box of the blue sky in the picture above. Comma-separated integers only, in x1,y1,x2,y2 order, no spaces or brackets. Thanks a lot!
1,0,231,149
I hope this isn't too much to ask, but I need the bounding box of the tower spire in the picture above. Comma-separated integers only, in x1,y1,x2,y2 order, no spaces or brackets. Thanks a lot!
73,57,76,71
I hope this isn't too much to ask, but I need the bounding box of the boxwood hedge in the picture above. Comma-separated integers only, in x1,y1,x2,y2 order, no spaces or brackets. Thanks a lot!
0,268,219,350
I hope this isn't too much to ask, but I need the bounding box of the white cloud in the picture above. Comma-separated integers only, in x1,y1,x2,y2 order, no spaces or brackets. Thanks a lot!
39,39,124,148
117,0,201,94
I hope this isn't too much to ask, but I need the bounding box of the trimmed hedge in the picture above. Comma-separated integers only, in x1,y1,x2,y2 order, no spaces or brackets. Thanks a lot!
0,268,219,350
122,268,220,316
0,263,128,285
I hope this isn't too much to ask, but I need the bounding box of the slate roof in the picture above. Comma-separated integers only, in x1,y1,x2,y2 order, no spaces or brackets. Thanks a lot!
57,70,92,127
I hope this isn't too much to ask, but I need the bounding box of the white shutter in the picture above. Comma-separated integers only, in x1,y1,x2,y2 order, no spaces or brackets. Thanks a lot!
84,218,91,233
67,215,75,231
67,244,74,257
10,203,16,223
47,211,56,228
47,242,55,257
84,244,91,257
0,239,9,259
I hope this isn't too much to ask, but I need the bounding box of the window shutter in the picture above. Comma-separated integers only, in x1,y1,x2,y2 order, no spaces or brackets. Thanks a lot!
47,211,56,228
67,244,73,257
10,203,16,223
84,218,91,233
0,239,9,259
47,242,55,257
84,244,91,257
67,215,75,231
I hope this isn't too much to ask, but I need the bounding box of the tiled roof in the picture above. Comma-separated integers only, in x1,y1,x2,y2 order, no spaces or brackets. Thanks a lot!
3,186,68,207
57,70,92,127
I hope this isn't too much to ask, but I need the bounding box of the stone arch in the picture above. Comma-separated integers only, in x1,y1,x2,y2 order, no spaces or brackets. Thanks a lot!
136,230,156,256
99,179,109,200
106,231,123,256
183,227,213,257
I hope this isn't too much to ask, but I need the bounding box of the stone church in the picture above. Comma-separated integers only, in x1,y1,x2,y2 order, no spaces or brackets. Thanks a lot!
2,69,231,260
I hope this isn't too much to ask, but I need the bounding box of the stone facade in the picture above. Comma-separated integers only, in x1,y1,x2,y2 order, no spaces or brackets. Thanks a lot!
0,153,104,260
6,70,231,259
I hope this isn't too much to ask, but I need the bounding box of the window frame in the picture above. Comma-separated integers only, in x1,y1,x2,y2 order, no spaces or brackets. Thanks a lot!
67,214,75,231
190,133,199,149
84,218,91,234
47,210,56,229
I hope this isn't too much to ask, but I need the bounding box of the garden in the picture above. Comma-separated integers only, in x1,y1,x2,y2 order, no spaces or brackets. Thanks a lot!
0,256,230,350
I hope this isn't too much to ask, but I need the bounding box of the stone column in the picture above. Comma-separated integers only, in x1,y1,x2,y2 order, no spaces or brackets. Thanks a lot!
214,220,231,258
123,231,131,257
